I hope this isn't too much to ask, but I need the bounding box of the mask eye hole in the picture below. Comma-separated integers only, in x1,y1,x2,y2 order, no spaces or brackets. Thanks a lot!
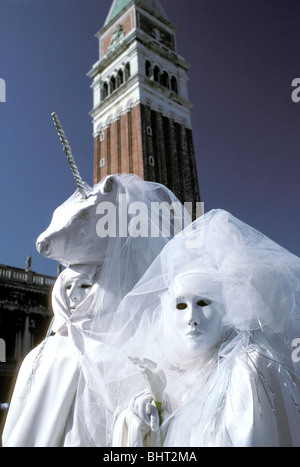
196,300,210,307
176,302,187,310
81,284,92,289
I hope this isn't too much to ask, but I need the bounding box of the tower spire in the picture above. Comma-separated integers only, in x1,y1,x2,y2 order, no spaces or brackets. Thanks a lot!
105,0,169,26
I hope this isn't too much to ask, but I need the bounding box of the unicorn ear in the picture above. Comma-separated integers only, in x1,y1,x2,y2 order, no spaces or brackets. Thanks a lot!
101,176,114,193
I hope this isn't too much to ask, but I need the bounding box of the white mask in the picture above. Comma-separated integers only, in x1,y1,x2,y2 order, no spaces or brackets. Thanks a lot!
63,267,95,313
170,274,224,352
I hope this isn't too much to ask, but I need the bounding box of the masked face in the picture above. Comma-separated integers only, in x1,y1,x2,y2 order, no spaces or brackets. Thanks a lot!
170,274,223,352
64,268,94,313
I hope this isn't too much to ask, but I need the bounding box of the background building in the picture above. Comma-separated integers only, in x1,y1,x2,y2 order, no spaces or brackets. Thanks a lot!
89,0,200,208
0,260,55,440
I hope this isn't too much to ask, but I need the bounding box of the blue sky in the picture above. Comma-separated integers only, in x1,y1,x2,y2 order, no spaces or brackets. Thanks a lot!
0,0,300,277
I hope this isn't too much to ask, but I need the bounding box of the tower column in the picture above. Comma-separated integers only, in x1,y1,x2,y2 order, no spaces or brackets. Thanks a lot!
168,118,182,202
120,112,130,173
94,134,101,185
130,105,144,179
110,120,119,174
141,104,155,182
153,110,168,187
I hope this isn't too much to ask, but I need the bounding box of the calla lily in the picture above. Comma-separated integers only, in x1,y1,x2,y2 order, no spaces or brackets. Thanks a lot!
128,356,167,446
128,356,167,404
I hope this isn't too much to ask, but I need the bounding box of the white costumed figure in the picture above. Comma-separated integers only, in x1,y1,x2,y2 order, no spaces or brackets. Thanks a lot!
104,209,300,447
2,264,112,447
2,114,191,447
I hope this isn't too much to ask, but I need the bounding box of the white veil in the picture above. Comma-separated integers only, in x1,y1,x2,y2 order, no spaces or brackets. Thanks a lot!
102,209,300,446
88,174,191,333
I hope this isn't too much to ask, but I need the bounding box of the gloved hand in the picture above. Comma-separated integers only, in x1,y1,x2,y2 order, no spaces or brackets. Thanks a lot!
129,389,160,435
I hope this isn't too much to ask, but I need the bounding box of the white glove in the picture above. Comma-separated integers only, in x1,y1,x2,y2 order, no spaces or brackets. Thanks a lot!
129,390,160,435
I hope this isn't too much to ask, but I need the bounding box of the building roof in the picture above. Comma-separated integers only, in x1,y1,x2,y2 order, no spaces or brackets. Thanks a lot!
105,0,169,26
0,264,56,293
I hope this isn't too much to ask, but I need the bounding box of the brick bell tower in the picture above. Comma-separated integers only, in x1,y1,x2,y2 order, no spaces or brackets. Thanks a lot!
88,0,200,206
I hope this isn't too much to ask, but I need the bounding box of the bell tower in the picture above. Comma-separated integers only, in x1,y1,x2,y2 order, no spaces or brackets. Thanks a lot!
88,0,200,205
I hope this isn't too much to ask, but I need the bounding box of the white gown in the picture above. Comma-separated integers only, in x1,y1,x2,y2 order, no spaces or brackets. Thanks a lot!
2,270,108,447
2,335,82,447
113,336,300,447
161,335,300,447
105,210,300,447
